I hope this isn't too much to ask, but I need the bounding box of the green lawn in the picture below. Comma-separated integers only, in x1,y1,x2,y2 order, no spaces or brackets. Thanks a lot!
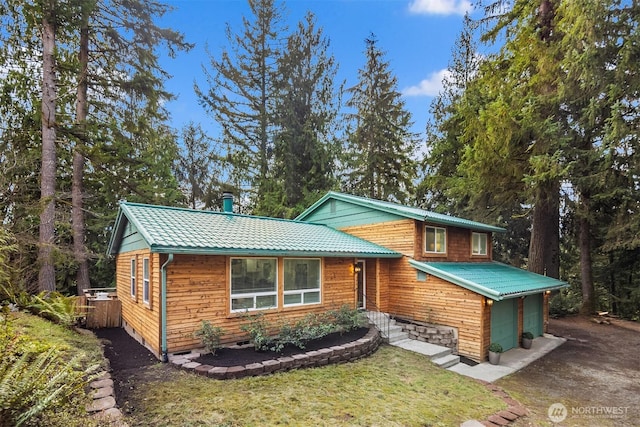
126,345,505,427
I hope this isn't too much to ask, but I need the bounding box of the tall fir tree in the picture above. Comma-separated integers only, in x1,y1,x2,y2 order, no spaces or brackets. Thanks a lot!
344,34,417,203
175,122,219,209
259,11,341,218
0,0,190,293
196,0,286,210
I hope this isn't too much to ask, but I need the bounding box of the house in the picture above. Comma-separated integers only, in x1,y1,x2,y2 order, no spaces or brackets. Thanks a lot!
106,196,400,361
296,192,567,361
107,191,567,363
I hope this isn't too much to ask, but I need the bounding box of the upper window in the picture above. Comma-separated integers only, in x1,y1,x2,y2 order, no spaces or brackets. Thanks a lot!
425,226,446,254
283,258,321,306
142,258,150,305
130,258,136,299
472,232,488,256
231,258,277,312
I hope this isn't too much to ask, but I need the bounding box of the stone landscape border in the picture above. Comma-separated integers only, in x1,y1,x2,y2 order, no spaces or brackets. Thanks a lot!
169,327,382,380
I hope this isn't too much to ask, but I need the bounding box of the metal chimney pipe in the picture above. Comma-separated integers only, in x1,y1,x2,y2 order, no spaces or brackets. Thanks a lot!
222,192,233,213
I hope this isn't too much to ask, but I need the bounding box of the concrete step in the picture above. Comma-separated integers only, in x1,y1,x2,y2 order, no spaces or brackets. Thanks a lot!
431,353,460,369
392,339,452,359
387,330,410,343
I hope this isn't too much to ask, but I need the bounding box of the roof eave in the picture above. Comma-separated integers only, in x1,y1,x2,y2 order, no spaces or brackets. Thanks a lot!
150,245,402,258
501,283,569,299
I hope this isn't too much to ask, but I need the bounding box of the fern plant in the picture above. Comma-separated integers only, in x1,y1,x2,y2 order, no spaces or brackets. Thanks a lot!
28,292,86,328
0,313,99,427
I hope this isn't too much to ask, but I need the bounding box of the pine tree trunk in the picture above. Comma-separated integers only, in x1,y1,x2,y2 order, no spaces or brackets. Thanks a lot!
528,180,560,278
38,0,57,292
579,194,595,314
74,4,91,294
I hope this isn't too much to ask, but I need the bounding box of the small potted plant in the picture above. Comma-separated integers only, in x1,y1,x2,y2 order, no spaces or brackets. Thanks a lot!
488,342,503,365
522,331,534,349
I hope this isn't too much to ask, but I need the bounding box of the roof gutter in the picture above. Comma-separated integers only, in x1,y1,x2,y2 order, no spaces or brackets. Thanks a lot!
160,253,174,362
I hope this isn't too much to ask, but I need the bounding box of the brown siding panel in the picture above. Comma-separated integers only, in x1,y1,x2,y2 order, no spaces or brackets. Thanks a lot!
387,258,485,360
131,255,364,354
116,250,161,356
340,220,416,257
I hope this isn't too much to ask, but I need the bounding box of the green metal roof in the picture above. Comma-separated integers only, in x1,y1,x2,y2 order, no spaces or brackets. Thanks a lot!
296,191,505,233
409,260,568,300
108,202,401,258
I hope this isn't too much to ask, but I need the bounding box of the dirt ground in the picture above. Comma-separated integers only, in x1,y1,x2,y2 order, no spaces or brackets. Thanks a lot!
499,316,640,426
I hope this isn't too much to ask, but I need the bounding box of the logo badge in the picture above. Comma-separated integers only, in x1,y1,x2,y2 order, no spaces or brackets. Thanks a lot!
548,403,568,423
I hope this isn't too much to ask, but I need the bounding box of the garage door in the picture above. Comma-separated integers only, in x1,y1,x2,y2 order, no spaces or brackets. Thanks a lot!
523,293,543,337
491,299,518,351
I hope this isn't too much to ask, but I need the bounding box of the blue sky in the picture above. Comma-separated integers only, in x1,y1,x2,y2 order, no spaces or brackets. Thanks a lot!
159,0,474,138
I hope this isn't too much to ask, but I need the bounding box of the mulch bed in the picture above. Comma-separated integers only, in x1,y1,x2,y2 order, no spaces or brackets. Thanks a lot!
195,327,369,367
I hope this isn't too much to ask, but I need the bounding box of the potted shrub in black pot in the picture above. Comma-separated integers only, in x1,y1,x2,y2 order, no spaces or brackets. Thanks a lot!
488,342,503,365
522,331,534,349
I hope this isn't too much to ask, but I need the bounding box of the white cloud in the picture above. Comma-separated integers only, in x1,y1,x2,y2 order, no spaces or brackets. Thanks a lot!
408,0,473,16
402,69,450,97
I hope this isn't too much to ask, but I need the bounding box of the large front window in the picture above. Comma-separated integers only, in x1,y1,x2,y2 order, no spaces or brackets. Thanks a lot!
425,226,446,254
283,258,321,306
231,258,277,311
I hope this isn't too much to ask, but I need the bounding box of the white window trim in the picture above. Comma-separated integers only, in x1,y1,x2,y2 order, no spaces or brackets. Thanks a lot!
230,257,278,312
283,258,321,307
142,257,150,305
130,258,136,299
472,232,488,256
425,225,447,254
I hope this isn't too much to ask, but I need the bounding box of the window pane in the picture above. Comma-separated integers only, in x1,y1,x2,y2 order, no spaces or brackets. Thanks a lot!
256,295,276,308
284,259,320,291
284,294,301,305
426,227,446,253
231,258,276,294
232,297,254,311
303,291,320,304
472,233,487,255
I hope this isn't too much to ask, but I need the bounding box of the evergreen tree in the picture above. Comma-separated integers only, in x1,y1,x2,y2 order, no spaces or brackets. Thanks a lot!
259,11,341,218
175,123,219,209
196,0,286,210
0,0,190,293
344,34,417,203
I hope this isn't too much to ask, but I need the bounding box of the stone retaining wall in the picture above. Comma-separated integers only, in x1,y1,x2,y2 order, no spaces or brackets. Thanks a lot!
400,321,458,352
170,327,382,380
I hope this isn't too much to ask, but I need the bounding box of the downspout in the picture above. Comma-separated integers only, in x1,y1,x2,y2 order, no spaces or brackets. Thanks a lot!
161,253,174,362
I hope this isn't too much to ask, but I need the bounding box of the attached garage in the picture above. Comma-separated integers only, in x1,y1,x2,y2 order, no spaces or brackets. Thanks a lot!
409,260,567,361
491,299,518,351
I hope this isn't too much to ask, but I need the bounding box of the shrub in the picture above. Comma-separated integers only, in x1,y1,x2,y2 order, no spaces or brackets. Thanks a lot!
549,288,581,317
328,305,368,332
194,321,224,355
240,312,273,351
488,342,503,353
241,306,369,353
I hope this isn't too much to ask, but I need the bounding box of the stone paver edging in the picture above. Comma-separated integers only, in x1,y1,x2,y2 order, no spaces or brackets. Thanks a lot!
170,327,382,380
86,370,128,426
461,382,529,427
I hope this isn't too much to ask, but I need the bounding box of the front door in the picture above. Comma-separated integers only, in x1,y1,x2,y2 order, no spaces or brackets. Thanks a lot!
356,260,366,309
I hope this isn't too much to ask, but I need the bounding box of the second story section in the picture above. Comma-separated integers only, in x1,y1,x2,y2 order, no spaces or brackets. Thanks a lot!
296,192,505,262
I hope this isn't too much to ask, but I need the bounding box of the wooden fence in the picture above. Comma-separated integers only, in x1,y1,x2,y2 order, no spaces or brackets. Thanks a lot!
78,289,122,328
